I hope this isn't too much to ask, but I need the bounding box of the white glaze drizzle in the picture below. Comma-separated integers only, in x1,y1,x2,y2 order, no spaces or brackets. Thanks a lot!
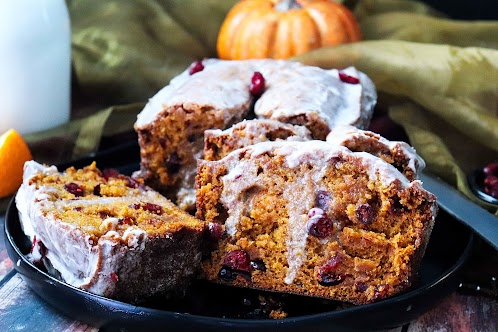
326,125,426,177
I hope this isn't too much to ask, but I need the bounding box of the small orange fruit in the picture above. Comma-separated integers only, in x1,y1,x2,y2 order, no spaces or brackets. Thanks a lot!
0,129,33,198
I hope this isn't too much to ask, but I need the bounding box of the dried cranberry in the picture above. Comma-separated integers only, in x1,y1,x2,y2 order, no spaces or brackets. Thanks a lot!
484,186,498,198
118,217,134,225
316,255,344,286
250,259,266,272
73,207,83,212
207,222,224,241
223,250,251,273
483,162,498,177
307,215,334,238
93,184,102,196
165,152,181,174
143,203,163,215
249,72,265,97
315,191,331,210
372,285,389,301
30,235,37,253
110,272,119,283
125,177,140,188
64,182,84,197
484,175,498,187
355,282,369,293
483,174,498,198
338,71,360,84
356,203,376,225
102,168,120,180
130,203,163,215
189,60,204,75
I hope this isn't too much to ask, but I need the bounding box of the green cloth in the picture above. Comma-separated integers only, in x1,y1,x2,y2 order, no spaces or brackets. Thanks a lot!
2,0,498,213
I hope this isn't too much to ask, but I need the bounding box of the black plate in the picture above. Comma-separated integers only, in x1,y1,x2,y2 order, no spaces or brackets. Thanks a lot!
5,200,473,331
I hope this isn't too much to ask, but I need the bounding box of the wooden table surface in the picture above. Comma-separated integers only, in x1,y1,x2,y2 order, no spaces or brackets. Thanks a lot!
1,211,497,331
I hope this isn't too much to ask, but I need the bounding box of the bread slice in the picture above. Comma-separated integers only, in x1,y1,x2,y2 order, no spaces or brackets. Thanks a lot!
16,161,207,302
196,140,437,304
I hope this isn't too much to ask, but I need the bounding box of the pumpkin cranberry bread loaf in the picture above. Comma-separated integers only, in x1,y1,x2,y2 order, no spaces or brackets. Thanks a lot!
134,59,376,210
196,140,437,304
204,119,311,161
16,161,207,303
326,125,425,181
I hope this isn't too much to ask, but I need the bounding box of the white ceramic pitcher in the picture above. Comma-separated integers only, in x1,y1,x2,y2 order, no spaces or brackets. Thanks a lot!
0,0,71,135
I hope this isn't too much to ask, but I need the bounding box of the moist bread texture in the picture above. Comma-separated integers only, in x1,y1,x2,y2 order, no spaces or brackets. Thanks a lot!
196,140,437,304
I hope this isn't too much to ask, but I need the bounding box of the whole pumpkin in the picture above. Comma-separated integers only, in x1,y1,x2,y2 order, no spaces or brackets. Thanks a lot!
217,0,362,60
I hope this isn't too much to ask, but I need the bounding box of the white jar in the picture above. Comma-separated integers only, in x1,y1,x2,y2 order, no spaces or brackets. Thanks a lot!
0,0,71,135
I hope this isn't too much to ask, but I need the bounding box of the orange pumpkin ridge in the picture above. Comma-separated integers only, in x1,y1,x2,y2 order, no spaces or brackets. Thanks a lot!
217,0,362,60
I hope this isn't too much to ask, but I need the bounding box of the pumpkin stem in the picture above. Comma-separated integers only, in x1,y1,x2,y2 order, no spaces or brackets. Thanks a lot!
275,0,301,11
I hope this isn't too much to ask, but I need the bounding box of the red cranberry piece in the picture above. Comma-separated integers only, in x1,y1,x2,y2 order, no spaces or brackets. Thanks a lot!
316,255,344,286
356,203,376,224
102,168,120,181
355,282,369,293
130,203,163,215
483,174,498,198
93,184,102,196
143,203,163,215
110,272,119,283
483,162,498,177
207,222,224,241
189,60,204,75
125,177,140,189
118,217,134,225
223,250,251,273
73,207,83,212
315,191,331,210
249,72,265,97
307,215,334,238
338,71,360,84
30,235,37,253
484,175,498,187
64,182,84,197
484,185,498,198
372,284,389,301
250,259,266,272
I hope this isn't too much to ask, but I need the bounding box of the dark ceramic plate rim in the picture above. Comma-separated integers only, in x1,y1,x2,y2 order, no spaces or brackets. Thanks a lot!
5,196,474,330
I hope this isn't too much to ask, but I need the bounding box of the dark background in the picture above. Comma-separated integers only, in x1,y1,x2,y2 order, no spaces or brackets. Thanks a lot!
421,0,497,20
